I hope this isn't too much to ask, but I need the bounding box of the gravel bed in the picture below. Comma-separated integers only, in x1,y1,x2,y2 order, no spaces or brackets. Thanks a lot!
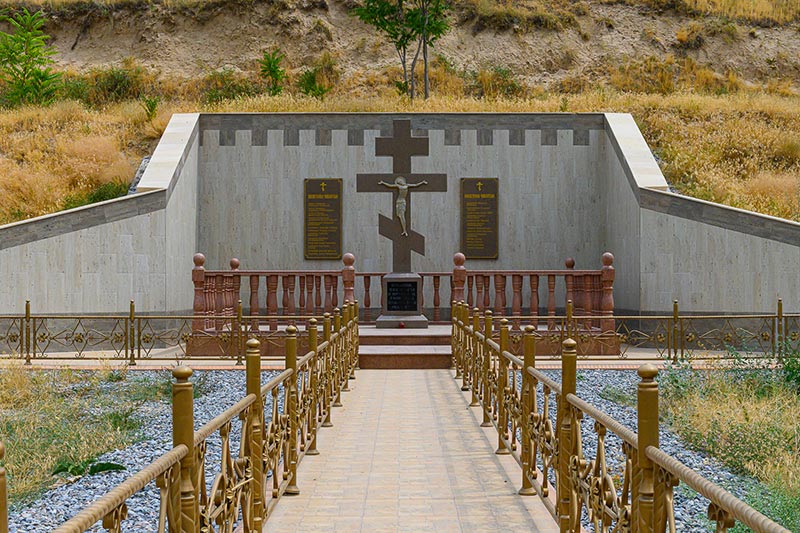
10,370,281,533
11,369,763,532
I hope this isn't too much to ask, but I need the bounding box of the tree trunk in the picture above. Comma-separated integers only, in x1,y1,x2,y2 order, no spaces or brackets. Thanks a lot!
409,37,423,100
423,6,430,99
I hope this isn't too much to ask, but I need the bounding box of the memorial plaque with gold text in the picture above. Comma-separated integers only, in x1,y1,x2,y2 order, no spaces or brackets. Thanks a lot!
461,178,499,259
304,178,343,260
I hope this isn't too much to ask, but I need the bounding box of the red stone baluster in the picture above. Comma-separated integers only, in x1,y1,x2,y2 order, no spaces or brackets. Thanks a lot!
342,253,356,305
433,275,441,322
452,253,466,303
287,275,296,317
204,272,213,330
573,274,583,326
511,274,522,330
583,274,593,331
192,253,206,332
363,276,372,322
565,258,575,312
601,253,615,333
249,275,260,332
302,274,311,315
324,275,333,313
298,275,306,314
547,274,556,331
215,274,225,332
494,274,506,317
475,275,484,311
281,275,290,315
314,275,322,313
467,274,474,308
332,276,339,308
530,274,539,318
267,274,278,330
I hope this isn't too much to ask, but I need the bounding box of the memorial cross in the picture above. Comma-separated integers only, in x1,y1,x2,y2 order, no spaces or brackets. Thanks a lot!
357,119,447,273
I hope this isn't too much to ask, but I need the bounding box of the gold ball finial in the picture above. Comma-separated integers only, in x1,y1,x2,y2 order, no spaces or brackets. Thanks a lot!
286,325,298,336
343,253,355,267
638,364,659,380
453,252,466,266
193,253,205,267
524,325,535,333
173,366,193,382
246,338,260,350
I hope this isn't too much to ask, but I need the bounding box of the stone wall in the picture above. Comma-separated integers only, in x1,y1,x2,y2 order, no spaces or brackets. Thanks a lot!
0,114,200,314
1,111,798,314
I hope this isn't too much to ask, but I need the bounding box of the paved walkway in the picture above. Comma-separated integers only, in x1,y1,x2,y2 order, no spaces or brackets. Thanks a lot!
266,370,559,532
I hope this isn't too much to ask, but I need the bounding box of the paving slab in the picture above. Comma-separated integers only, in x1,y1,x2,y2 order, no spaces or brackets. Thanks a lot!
265,369,560,532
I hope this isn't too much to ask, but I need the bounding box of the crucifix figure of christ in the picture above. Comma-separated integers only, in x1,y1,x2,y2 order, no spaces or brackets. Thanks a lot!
357,119,447,273
378,176,428,236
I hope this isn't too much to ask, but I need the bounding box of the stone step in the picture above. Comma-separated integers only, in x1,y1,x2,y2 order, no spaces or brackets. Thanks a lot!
358,345,452,369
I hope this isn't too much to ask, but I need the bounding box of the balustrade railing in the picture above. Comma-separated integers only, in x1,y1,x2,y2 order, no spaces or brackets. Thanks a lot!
34,302,360,532
194,251,615,325
451,301,791,533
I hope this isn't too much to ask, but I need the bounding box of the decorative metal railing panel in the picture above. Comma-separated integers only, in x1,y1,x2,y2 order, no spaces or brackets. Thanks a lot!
38,301,361,533
451,301,791,533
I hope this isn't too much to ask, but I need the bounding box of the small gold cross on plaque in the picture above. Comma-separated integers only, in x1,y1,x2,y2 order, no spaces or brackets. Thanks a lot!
476,181,484,191
320,181,327,192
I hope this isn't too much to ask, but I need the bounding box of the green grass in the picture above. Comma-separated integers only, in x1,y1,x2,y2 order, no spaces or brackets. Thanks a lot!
0,364,204,504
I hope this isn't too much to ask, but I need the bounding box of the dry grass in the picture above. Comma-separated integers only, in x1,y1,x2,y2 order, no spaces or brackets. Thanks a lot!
604,0,800,24
0,363,139,502
661,363,800,529
0,55,799,225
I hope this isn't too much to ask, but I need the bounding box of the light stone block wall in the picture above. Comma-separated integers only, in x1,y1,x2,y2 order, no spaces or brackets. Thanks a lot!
3,111,798,315
0,114,200,314
604,113,800,313
197,114,611,309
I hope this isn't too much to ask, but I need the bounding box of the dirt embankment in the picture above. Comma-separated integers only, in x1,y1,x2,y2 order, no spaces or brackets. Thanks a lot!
32,0,800,88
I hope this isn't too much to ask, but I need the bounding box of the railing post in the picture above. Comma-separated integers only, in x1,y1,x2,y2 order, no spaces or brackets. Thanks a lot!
322,313,333,427
511,274,523,330
363,276,372,322
245,338,264,530
519,325,536,496
192,253,206,332
637,364,660,533
481,310,493,427
452,253,466,304
600,252,615,333
332,308,343,408
235,300,244,365
452,301,461,377
342,253,356,305
0,442,7,533
341,303,351,392
470,308,481,405
306,319,320,455
496,319,510,455
172,366,197,533
353,300,360,372
671,300,679,363
547,275,556,330
24,300,31,365
777,298,784,357
433,276,441,322
285,325,300,495
565,258,575,309
558,338,577,533
267,275,279,331
128,300,136,366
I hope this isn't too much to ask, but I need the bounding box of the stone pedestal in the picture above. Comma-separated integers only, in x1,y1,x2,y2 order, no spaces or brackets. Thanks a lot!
376,272,429,329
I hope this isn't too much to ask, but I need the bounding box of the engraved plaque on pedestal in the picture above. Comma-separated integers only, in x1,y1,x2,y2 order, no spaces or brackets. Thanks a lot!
376,272,428,328
461,178,499,260
304,178,343,260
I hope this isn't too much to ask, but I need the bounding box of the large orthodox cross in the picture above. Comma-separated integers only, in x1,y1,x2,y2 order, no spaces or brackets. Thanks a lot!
357,119,447,273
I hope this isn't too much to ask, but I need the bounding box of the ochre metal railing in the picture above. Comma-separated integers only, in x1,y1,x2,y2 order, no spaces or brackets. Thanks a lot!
31,301,361,533
451,301,791,533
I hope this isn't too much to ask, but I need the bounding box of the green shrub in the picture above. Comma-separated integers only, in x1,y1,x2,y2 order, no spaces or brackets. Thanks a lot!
783,351,800,391
259,48,287,96
63,181,129,211
0,8,60,107
88,64,147,105
298,67,330,99
140,95,159,121
200,68,259,105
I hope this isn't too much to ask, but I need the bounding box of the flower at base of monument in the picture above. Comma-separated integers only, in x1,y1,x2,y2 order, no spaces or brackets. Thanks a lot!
399,322,405,329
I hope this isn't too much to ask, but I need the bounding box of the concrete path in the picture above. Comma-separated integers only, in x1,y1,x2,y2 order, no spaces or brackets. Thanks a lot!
266,369,559,532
